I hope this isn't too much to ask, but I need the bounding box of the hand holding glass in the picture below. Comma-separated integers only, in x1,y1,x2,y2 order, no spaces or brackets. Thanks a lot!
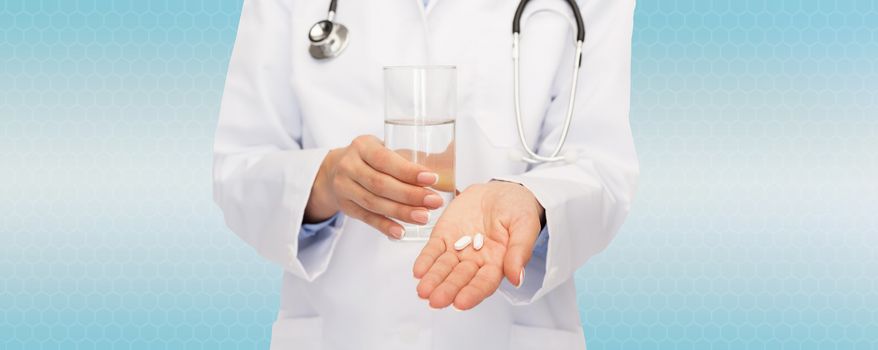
384,66,456,241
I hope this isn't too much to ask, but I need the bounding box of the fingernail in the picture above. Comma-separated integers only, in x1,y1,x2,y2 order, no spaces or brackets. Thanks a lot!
417,172,439,186
389,226,405,239
516,268,525,289
452,305,464,312
411,210,429,224
423,194,443,208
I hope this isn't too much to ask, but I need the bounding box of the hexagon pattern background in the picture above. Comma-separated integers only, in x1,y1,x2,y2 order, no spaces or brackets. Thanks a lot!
1,0,876,349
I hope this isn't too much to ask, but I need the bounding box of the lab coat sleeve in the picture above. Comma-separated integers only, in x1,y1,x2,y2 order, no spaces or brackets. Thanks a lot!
212,0,344,282
494,0,639,304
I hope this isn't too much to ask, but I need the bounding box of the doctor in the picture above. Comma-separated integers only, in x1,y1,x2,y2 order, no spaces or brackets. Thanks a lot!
213,0,638,349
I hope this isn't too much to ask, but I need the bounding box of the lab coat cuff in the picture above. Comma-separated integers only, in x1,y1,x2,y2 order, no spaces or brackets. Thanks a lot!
492,172,599,304
496,162,626,304
283,148,346,282
214,147,344,283
491,176,551,304
294,213,346,276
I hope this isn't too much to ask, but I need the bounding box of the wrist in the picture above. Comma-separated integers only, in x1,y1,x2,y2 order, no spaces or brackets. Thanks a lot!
304,149,341,223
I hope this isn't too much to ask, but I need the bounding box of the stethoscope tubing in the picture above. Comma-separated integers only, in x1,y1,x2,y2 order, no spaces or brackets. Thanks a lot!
311,0,587,164
511,0,585,164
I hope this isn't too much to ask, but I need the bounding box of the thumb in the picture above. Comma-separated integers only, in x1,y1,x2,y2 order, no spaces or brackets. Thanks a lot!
501,217,541,288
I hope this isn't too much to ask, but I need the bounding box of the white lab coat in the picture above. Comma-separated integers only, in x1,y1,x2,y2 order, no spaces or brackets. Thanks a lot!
213,0,638,349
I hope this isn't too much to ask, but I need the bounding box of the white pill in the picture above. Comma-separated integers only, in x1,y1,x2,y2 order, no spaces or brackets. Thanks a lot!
453,235,472,251
473,233,485,250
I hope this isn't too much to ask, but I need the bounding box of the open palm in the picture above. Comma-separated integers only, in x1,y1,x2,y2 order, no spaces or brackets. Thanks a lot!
412,181,543,310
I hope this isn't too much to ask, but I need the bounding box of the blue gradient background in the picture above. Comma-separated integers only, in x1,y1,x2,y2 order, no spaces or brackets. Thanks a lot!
1,1,876,349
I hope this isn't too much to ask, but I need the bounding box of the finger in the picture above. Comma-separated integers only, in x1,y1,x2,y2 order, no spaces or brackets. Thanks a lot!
501,218,542,287
343,177,430,225
416,251,459,299
352,136,437,186
453,264,504,310
338,200,404,239
428,260,479,309
352,158,444,209
413,236,446,278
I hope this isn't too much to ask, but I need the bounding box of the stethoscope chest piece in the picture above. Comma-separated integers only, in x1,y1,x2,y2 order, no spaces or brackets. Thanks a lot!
308,19,349,60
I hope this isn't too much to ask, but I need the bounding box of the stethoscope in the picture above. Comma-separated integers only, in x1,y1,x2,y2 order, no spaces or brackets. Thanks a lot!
308,0,585,164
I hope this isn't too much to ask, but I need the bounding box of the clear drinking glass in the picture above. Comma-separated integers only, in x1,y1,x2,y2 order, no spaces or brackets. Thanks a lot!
384,66,456,242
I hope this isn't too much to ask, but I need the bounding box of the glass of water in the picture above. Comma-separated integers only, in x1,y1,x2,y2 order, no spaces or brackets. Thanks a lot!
384,66,456,242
